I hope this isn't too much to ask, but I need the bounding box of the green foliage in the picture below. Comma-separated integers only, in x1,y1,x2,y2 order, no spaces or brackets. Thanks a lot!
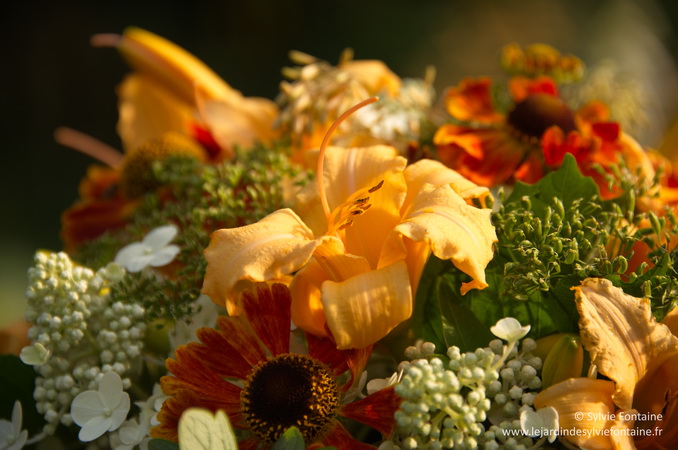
147,438,180,450
410,154,678,345
77,144,310,323
0,355,44,435
272,426,305,450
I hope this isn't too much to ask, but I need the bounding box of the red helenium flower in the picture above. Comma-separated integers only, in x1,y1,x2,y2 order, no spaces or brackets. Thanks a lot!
151,283,401,449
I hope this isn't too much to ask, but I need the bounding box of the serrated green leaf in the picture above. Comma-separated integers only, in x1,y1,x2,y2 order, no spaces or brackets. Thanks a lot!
148,438,181,450
506,153,599,214
272,426,305,450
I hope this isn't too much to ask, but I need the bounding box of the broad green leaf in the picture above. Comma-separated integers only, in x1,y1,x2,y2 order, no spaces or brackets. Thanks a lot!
438,281,494,352
506,153,599,215
178,408,238,450
409,256,448,352
0,355,43,435
272,426,305,450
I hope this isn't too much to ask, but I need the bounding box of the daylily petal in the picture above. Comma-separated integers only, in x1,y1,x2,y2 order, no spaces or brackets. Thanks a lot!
202,208,333,307
403,158,492,209
338,60,402,97
117,74,194,152
290,259,331,337
198,95,278,158
384,184,497,294
573,278,678,410
306,145,408,268
117,27,235,106
662,306,678,336
321,260,412,349
534,378,617,450
609,411,636,450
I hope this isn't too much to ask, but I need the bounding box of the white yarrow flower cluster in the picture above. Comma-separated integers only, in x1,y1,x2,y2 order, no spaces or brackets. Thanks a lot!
22,252,146,435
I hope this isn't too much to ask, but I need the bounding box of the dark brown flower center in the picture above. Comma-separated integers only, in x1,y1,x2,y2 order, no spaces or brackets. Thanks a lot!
506,93,576,141
241,353,340,444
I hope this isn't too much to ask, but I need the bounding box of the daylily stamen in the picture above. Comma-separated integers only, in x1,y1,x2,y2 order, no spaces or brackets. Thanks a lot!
317,96,379,230
54,127,124,167
368,179,384,193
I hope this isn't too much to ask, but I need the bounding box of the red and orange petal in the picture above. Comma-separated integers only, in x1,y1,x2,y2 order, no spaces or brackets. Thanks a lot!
153,283,392,445
508,76,558,102
444,77,503,124
541,126,593,167
60,197,139,252
434,124,527,186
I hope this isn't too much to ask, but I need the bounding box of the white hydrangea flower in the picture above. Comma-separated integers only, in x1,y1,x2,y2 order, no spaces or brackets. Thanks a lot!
366,370,403,395
19,343,50,366
169,295,221,352
490,317,531,343
71,371,131,442
114,225,180,273
0,401,28,450
520,406,559,443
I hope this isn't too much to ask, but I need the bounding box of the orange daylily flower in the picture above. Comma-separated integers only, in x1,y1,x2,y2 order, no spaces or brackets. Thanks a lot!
203,100,497,349
153,283,400,448
534,278,678,449
101,26,278,160
434,76,653,195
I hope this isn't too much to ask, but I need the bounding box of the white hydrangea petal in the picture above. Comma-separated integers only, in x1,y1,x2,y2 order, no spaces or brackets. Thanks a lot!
9,429,28,450
99,372,124,408
11,401,22,431
71,391,104,425
491,317,531,342
110,394,131,432
149,245,180,267
0,421,13,446
143,225,178,249
520,409,543,436
115,243,147,267
126,254,155,273
538,407,559,443
79,416,113,442
19,343,50,365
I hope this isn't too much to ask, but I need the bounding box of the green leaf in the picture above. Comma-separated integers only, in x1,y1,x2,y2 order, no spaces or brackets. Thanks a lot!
0,355,43,434
409,256,448,352
272,426,305,450
438,280,494,352
506,153,599,214
147,438,180,450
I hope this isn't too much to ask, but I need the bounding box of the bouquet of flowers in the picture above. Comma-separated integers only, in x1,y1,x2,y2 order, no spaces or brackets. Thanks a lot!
2,28,677,450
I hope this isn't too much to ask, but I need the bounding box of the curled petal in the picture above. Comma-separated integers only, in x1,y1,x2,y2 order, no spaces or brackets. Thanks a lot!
202,209,333,307
290,259,330,337
403,158,492,208
383,184,497,294
321,260,413,349
573,278,678,410
117,74,194,152
444,77,503,123
535,378,617,450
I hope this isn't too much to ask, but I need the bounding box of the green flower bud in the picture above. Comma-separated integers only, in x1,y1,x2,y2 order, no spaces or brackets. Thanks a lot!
541,334,583,388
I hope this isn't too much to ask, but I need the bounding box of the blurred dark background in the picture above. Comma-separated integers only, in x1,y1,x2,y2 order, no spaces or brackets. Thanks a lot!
3,0,678,323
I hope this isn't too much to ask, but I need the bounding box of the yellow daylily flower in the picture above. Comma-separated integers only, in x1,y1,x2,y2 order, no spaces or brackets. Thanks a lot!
203,99,496,349
96,27,278,157
534,278,678,449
